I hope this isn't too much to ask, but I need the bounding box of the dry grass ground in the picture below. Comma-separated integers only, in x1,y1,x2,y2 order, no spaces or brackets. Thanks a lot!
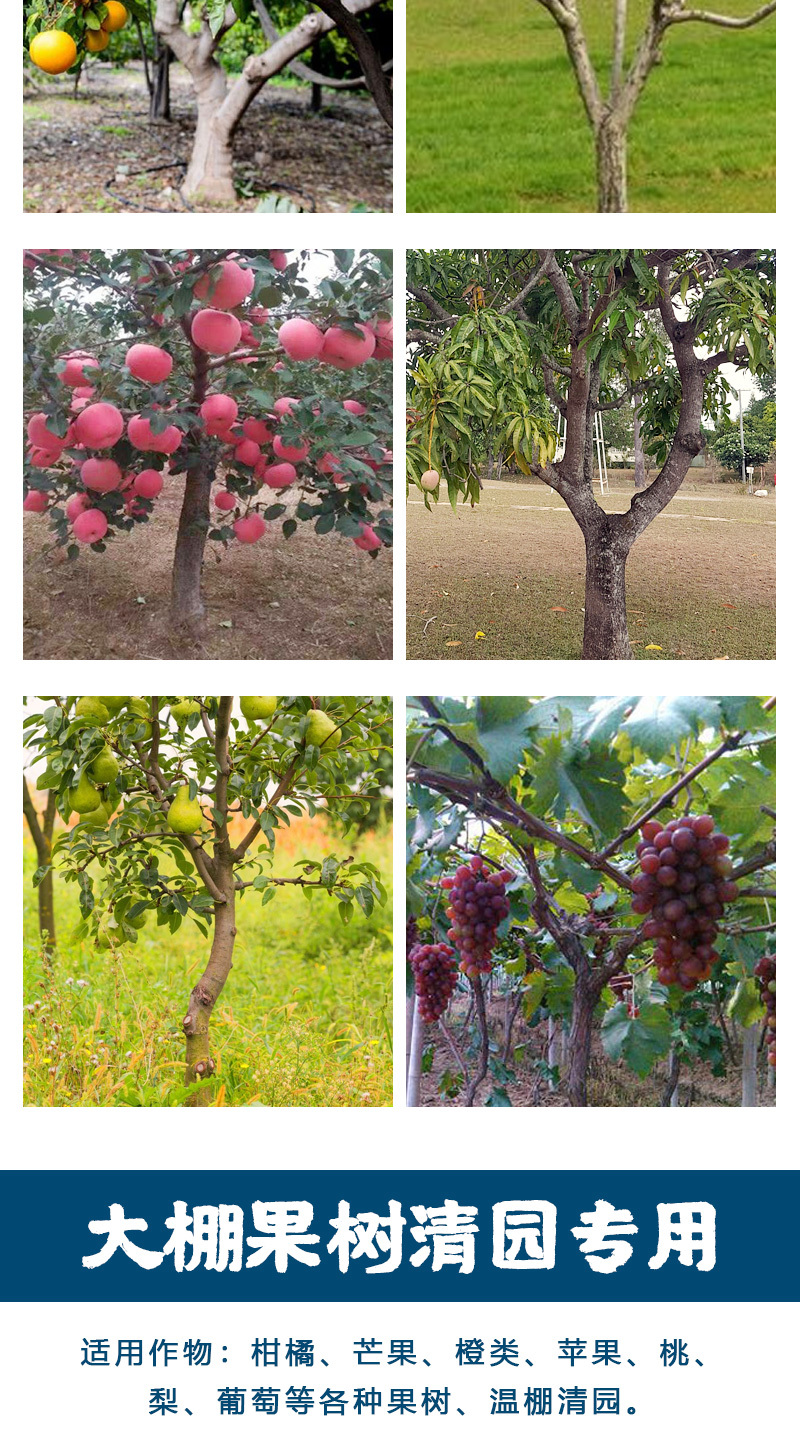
407,477,775,661
416,995,775,1109
24,63,392,213
24,480,393,662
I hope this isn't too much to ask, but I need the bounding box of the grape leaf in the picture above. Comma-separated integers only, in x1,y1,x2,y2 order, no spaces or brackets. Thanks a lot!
601,1002,672,1078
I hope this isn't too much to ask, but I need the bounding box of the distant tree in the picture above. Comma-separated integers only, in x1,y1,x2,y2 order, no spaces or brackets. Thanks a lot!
712,421,772,472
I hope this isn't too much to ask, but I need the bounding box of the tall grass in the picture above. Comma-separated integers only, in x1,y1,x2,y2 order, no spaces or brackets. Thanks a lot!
23,819,392,1108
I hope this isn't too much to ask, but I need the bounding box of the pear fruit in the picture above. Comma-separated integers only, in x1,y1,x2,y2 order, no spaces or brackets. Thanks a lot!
306,710,341,749
98,697,129,714
81,800,111,828
171,698,201,724
127,911,147,930
167,785,204,834
90,746,119,784
75,697,110,727
240,696,278,722
70,770,101,814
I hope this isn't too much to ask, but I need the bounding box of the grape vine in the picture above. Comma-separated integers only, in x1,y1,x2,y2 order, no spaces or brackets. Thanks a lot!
632,814,739,992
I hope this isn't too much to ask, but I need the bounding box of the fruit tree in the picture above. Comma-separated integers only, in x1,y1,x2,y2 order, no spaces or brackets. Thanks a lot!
407,248,774,659
26,2,142,75
407,695,775,1107
25,695,391,1104
23,248,393,632
534,2,776,213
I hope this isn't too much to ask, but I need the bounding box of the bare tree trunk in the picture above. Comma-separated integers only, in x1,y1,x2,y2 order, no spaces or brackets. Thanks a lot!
464,978,490,1106
171,467,211,624
581,519,633,659
182,860,236,1104
150,41,173,122
741,1022,759,1107
595,117,628,213
633,393,646,489
406,995,424,1107
567,971,596,1107
23,779,57,959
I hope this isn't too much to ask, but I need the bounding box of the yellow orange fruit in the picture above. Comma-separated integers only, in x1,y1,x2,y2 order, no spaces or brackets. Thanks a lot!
102,3,129,31
86,28,110,52
29,29,78,75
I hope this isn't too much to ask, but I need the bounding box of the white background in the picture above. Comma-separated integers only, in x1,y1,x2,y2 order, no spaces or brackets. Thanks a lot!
8,1,796,1424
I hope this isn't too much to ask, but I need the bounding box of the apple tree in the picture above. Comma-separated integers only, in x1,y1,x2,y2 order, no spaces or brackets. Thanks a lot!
24,695,391,1103
407,248,774,659
24,248,393,629
407,695,775,1107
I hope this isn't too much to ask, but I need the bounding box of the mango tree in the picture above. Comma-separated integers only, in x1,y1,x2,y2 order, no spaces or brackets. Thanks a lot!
24,695,391,1103
24,248,393,630
407,248,775,659
535,2,776,213
407,695,775,1107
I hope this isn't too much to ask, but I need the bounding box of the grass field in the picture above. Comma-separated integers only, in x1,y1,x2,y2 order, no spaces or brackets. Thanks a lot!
23,819,392,1108
406,478,775,660
407,0,776,212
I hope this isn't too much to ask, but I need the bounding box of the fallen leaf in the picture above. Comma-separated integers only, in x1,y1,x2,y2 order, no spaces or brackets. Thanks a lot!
550,606,566,612
722,604,736,609
475,631,486,640
645,643,663,651
445,640,462,647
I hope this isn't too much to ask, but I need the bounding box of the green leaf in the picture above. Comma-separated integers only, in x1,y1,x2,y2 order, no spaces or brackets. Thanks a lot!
473,697,537,783
726,977,764,1028
600,1002,672,1078
622,696,723,759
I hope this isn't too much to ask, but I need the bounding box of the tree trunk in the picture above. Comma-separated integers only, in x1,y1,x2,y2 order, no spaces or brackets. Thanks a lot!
23,780,57,960
406,995,424,1107
581,518,633,659
595,118,628,214
633,394,646,489
171,467,211,624
182,862,236,1104
741,1022,759,1107
566,972,596,1107
150,41,172,123
184,67,236,202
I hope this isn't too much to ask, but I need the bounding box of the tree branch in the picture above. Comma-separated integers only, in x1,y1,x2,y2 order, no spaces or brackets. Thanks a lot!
664,4,776,28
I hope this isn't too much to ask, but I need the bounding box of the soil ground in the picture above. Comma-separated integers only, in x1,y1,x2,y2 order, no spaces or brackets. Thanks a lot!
23,62,392,214
416,994,776,1109
24,480,393,661
407,476,776,661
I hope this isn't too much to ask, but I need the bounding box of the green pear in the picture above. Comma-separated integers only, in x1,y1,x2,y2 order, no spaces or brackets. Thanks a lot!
36,763,61,791
75,697,110,727
98,697,129,714
171,699,201,725
70,770,101,814
127,911,147,930
167,785,204,834
81,800,111,828
90,746,119,784
306,710,341,749
240,696,278,722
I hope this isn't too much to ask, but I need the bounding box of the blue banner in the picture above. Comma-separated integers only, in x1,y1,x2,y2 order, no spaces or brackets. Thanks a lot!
1,1170,795,1302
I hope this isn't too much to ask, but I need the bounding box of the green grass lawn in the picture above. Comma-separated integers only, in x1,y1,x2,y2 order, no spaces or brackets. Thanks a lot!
407,0,776,212
407,478,776,660
23,823,392,1108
